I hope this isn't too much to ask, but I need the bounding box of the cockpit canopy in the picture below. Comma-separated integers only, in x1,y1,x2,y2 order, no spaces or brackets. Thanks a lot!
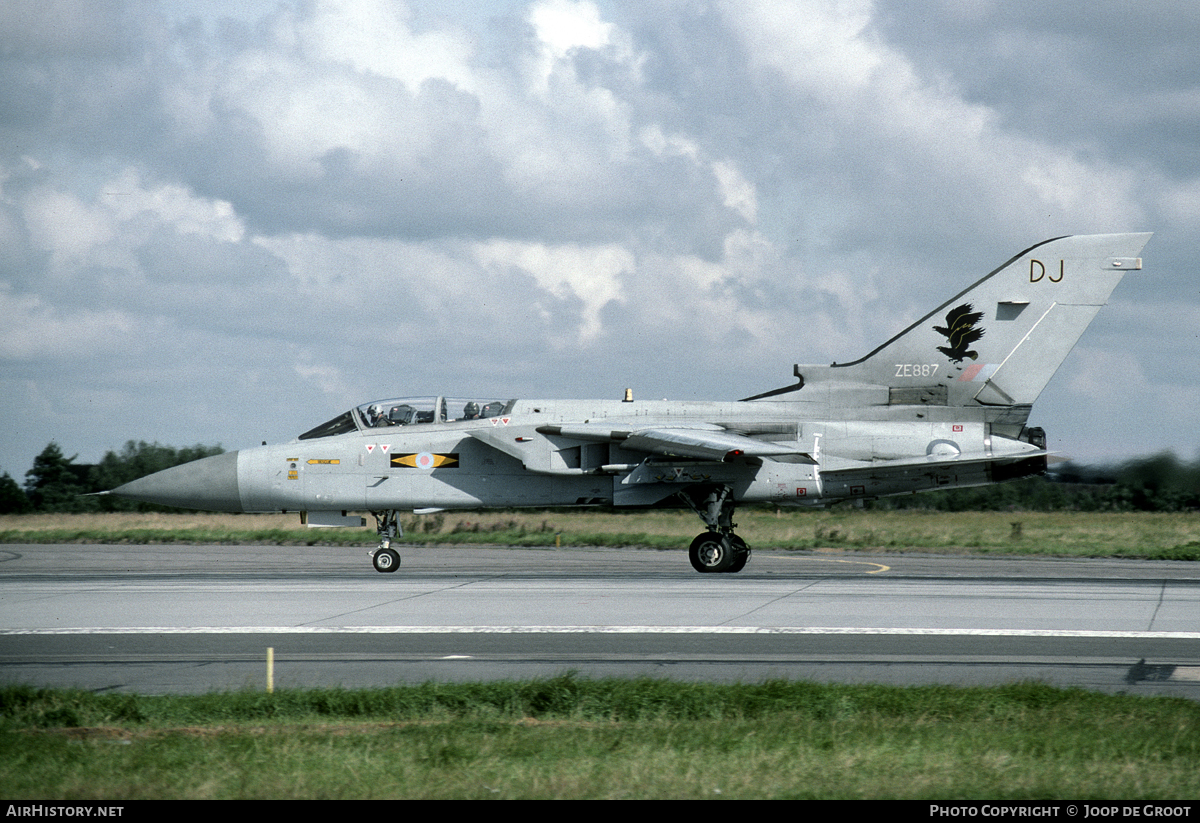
298,396,515,440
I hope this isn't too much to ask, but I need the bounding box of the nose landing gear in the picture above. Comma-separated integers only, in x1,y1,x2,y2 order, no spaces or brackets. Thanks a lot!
370,510,402,573
681,486,750,574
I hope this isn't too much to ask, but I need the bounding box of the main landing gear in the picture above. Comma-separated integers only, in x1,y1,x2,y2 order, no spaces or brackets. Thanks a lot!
371,510,402,573
368,491,752,575
681,486,750,573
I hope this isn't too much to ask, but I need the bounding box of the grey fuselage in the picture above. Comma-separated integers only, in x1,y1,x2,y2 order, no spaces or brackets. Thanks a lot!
195,392,1040,516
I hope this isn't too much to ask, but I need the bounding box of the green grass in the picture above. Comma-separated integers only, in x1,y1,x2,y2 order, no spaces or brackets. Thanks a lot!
2,678,1198,799
3,509,1200,560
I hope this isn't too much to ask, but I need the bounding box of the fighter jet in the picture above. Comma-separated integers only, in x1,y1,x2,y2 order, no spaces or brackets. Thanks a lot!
111,233,1151,574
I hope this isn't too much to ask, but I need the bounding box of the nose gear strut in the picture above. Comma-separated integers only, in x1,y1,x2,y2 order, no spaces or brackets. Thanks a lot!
678,486,750,573
370,510,402,573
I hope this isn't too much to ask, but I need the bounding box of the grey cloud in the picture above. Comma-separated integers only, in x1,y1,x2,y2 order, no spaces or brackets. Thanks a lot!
870,2,1200,179
2,0,1197,476
2,3,744,251
0,0,134,60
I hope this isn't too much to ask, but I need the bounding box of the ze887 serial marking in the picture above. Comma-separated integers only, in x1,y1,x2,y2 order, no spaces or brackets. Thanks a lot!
895,363,940,378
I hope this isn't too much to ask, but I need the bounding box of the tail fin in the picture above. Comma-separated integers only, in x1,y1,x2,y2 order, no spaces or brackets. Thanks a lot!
754,233,1151,409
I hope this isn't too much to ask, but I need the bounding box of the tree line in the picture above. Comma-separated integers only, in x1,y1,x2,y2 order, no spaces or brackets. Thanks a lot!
867,453,1200,512
3,441,1200,514
1,441,225,514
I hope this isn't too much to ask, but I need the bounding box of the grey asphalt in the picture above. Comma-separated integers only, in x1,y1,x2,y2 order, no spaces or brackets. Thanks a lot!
1,543,1198,697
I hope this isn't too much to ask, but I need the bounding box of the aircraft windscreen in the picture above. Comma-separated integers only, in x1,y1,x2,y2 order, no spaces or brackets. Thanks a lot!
297,410,357,440
357,397,514,428
358,397,439,427
298,397,514,439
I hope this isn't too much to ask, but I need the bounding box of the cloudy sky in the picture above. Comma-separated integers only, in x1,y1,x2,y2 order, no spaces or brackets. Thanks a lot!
2,0,1198,480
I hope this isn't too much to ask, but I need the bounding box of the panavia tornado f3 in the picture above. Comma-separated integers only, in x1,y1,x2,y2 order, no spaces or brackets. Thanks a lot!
111,233,1152,574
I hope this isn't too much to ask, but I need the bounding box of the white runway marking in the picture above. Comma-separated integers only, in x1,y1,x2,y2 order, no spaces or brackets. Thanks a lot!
4,626,1200,638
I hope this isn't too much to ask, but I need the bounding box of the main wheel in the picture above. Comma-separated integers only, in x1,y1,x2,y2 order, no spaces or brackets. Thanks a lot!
372,547,401,573
726,535,750,573
689,532,736,573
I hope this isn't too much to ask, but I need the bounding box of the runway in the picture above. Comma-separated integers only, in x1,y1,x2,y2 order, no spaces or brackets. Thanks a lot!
1,543,1198,697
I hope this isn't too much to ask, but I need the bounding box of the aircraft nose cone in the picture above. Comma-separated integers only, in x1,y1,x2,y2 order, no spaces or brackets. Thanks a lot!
111,450,244,512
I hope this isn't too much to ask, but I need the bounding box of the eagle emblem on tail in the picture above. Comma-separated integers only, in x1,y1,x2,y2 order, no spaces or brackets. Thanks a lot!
934,303,985,363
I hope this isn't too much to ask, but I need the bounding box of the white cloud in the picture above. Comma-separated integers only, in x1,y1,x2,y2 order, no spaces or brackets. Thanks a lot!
0,285,133,361
472,239,633,342
101,169,245,243
712,160,757,224
21,187,115,265
640,128,757,225
294,360,357,400
729,0,882,102
529,0,616,77
303,0,477,91
11,166,249,286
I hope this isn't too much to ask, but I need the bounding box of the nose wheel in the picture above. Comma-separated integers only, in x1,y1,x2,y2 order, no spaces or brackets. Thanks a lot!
372,547,401,573
689,532,750,573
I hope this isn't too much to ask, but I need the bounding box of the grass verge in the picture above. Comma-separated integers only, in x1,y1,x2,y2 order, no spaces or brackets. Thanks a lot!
3,509,1200,560
2,678,1199,799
